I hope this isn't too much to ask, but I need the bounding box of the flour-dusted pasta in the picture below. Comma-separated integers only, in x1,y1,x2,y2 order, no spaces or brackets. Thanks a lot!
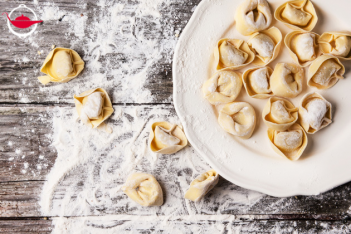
38,47,85,85
262,97,298,131
270,63,304,98
307,55,345,90
214,39,255,70
184,169,219,202
299,92,332,134
267,123,308,161
275,0,318,31
285,31,320,67
122,173,163,207
235,0,273,36
218,102,256,139
202,70,242,105
248,27,283,66
319,32,351,60
242,66,273,99
149,121,188,154
74,88,114,129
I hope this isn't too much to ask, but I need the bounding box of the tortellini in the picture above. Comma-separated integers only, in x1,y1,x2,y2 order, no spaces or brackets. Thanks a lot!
235,0,273,36
299,92,332,134
262,97,298,131
242,66,273,99
270,63,304,98
275,0,318,31
122,173,163,207
184,169,219,202
308,55,345,90
267,123,308,161
247,27,283,66
218,102,256,139
319,32,351,60
214,39,255,70
202,70,242,105
285,31,320,67
74,88,114,129
149,121,188,154
38,47,85,85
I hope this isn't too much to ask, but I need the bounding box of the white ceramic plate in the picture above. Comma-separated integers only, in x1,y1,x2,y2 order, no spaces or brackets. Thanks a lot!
173,0,351,196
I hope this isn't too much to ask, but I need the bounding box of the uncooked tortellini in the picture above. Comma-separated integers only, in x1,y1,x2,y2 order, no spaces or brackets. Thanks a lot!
270,63,304,98
184,169,219,202
299,92,332,134
319,32,351,60
285,31,320,67
74,88,114,129
149,121,188,154
215,39,255,70
262,97,298,131
275,0,318,31
122,173,163,207
268,123,308,161
235,0,272,36
218,102,256,139
202,70,242,105
308,55,345,90
242,66,273,99
247,27,283,66
38,47,85,85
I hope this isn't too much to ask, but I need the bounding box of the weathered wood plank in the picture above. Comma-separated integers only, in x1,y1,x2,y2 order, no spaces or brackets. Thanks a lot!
0,0,199,104
0,219,52,233
2,106,351,219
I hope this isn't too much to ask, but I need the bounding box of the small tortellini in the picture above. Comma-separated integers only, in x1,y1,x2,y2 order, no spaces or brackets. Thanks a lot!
319,32,351,59
149,121,188,154
299,92,332,134
285,31,320,67
184,169,219,202
267,123,308,161
214,39,255,70
275,0,318,31
247,27,283,66
218,102,256,139
235,0,273,36
38,47,85,85
262,97,298,131
122,173,163,207
270,63,304,98
202,70,242,105
308,55,345,90
74,88,114,129
242,67,273,99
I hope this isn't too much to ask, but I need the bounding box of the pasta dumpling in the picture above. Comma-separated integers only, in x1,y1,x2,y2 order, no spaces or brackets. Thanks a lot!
74,88,114,129
202,70,242,105
247,27,283,66
218,102,256,139
308,55,345,90
184,169,219,202
270,63,304,98
214,39,255,70
235,0,272,36
319,32,351,60
285,31,320,67
268,123,308,161
149,121,188,154
299,92,332,134
275,0,318,31
242,66,273,99
122,173,163,207
262,97,298,131
38,47,85,85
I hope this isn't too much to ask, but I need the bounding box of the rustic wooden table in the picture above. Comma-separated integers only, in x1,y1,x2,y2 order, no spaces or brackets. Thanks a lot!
1,0,351,233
